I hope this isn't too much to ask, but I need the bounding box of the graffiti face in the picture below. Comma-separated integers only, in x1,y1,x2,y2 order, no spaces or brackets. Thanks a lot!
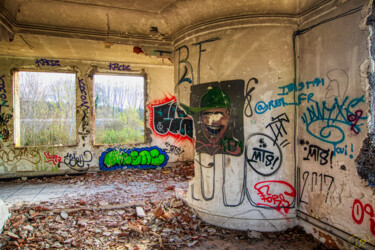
200,108,230,144
181,80,244,156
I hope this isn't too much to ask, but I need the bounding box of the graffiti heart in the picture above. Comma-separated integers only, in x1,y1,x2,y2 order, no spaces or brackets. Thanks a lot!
99,146,168,171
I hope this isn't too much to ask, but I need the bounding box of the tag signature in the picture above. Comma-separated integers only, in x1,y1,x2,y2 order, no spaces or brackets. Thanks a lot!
348,234,374,248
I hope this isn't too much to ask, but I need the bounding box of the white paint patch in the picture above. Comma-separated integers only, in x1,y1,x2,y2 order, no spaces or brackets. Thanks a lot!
208,113,223,124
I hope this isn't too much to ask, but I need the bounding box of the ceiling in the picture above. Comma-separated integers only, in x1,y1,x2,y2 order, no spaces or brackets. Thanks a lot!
0,0,337,63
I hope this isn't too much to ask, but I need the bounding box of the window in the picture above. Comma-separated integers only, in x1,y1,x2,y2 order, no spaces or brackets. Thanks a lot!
94,74,145,145
14,71,76,147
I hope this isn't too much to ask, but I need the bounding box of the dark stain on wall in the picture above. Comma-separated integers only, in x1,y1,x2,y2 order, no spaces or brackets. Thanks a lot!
355,2,375,187
355,134,375,186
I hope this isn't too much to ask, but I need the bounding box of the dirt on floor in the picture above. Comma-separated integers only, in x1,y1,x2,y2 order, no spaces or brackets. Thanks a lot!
0,163,329,249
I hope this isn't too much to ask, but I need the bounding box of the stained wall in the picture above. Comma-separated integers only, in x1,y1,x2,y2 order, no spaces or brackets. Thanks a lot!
0,55,193,177
174,19,298,231
297,0,375,248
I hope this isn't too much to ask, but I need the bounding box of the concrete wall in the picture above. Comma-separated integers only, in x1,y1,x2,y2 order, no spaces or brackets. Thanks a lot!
0,55,193,178
296,0,375,248
175,18,299,231
175,0,375,245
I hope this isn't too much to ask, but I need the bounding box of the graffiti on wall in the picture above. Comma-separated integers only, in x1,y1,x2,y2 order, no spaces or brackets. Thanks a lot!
175,37,220,85
0,75,9,113
181,80,244,156
352,199,375,236
299,139,333,168
301,95,366,146
44,151,61,166
78,77,89,109
58,150,92,172
266,113,291,147
254,77,324,114
245,133,282,176
0,113,12,140
35,58,61,67
0,148,41,166
78,108,90,145
148,95,193,141
108,62,131,71
244,78,259,118
299,170,334,204
251,180,296,216
164,142,185,155
99,146,168,171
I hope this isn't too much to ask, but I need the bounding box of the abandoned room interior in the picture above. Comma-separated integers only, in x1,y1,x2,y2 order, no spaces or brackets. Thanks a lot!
0,0,375,248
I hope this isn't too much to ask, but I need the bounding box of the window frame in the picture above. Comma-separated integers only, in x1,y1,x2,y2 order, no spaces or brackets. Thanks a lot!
13,68,78,148
92,70,148,146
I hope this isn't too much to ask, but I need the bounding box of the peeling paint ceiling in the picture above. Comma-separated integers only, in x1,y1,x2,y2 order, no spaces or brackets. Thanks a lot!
0,0,334,62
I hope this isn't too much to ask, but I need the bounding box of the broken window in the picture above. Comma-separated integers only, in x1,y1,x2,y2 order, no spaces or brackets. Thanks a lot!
14,71,77,147
94,74,145,145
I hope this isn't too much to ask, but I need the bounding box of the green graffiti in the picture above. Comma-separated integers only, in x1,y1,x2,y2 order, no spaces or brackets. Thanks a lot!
100,146,169,170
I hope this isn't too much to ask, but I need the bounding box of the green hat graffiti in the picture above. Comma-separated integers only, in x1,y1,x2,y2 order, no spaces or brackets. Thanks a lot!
180,86,231,114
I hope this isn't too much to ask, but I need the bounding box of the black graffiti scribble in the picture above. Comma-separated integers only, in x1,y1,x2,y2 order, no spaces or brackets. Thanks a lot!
78,109,90,142
164,142,185,155
0,113,12,140
244,78,259,118
35,58,61,67
265,113,290,147
300,170,334,204
58,150,92,172
300,139,333,168
152,100,193,139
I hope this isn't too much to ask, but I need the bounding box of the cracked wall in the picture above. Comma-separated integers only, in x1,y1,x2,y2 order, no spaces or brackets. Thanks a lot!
297,0,375,247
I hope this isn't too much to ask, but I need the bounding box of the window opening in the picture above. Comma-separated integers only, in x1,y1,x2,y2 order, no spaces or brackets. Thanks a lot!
94,74,145,145
14,71,76,147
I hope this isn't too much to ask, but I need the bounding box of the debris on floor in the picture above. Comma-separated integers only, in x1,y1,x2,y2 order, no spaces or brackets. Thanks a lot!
0,162,328,249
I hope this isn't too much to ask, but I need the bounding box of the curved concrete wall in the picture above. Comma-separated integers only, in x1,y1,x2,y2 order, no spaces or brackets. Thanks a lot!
174,19,298,231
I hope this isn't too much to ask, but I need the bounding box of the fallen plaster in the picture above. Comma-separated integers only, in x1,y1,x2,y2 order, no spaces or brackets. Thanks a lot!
0,199,10,234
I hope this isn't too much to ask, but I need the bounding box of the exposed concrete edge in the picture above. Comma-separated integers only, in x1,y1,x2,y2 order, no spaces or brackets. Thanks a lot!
0,199,10,234
173,16,298,46
297,210,375,249
298,0,367,29
0,6,172,49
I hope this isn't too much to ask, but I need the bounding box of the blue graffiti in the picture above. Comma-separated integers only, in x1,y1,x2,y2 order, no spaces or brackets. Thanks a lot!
255,93,314,114
278,78,324,96
35,58,61,67
78,78,89,109
99,146,169,171
301,95,366,146
108,63,131,71
0,75,8,113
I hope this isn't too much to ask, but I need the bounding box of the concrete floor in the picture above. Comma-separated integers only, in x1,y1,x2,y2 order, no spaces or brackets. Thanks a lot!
0,182,115,206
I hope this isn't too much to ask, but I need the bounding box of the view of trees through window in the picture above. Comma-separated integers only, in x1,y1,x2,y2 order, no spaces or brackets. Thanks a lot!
17,71,76,146
94,74,144,144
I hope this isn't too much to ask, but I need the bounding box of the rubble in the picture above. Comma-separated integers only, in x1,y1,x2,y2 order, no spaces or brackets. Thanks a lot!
0,162,328,249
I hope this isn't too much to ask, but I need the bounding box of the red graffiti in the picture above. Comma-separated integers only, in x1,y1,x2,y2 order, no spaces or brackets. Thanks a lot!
347,110,363,134
147,95,193,143
254,180,296,215
352,199,375,236
44,152,62,166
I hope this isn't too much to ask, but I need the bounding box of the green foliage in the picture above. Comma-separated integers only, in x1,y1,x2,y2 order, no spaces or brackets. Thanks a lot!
95,107,144,144
19,72,76,146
